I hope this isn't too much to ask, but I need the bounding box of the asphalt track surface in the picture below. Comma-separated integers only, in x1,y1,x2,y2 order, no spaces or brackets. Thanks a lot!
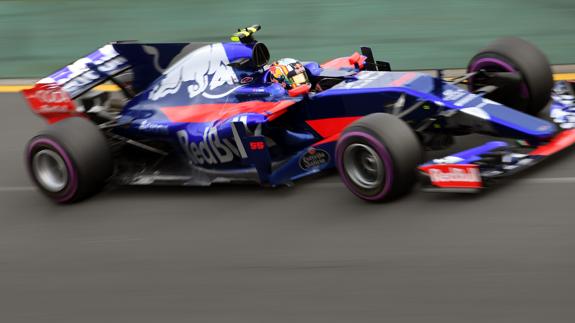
1,90,575,322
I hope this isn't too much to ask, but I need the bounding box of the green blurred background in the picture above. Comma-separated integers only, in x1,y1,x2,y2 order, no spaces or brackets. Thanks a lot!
1,0,574,78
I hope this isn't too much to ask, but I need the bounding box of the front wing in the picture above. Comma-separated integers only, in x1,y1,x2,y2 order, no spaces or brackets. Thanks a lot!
419,81,575,192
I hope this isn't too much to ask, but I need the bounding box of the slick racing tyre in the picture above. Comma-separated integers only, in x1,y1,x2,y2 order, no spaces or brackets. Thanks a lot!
336,113,423,202
26,117,113,203
467,37,554,115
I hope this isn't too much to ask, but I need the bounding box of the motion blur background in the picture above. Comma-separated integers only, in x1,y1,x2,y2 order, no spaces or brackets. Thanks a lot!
1,0,575,77
3,1,575,322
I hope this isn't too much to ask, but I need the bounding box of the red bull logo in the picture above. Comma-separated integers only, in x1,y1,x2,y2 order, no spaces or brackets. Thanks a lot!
149,44,239,101
177,127,243,165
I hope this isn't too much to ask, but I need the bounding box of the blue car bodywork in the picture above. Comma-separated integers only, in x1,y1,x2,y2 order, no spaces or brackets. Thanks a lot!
23,31,575,193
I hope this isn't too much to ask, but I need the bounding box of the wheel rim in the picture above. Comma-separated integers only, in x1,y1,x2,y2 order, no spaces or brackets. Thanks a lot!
32,149,69,192
343,143,385,190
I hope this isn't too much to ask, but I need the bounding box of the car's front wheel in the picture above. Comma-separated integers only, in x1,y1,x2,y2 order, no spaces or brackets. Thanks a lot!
336,113,422,202
467,37,554,115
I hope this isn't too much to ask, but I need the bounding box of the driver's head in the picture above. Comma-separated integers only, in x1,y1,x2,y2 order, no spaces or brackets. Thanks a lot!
269,58,310,90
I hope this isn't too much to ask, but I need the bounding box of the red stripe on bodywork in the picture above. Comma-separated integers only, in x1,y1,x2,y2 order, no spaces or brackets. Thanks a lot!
306,116,361,138
389,72,418,87
160,100,295,123
529,129,575,156
313,133,341,146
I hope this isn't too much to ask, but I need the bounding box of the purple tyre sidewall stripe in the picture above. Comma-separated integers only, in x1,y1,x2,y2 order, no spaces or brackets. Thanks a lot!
27,138,78,203
469,57,529,98
336,131,394,201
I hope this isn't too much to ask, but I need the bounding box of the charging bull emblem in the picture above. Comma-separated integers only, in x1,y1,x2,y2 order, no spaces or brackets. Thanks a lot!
148,43,239,101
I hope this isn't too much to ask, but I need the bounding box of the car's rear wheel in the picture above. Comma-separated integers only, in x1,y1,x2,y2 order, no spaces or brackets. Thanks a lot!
26,117,113,203
467,37,554,115
336,113,422,202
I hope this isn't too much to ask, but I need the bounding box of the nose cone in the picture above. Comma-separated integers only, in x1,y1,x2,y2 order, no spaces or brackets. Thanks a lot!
475,103,558,139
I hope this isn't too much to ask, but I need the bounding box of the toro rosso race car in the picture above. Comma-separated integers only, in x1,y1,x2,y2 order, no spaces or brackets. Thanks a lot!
23,25,575,203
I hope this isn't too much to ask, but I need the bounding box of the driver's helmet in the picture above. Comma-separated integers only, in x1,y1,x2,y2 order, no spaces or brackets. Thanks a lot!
269,58,310,89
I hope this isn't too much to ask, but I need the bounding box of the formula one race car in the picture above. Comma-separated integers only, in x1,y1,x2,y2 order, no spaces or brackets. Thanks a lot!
23,25,575,203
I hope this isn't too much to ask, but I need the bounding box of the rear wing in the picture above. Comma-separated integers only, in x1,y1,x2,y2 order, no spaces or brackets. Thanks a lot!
36,44,130,99
34,42,206,98
22,42,206,123
22,44,131,123
22,83,80,124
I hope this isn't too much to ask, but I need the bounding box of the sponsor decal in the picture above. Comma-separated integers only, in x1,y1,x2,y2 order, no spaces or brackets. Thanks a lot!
33,89,68,104
336,77,374,90
240,76,254,84
420,164,482,189
39,45,129,96
62,56,128,95
36,105,71,113
137,120,169,134
550,87,575,129
428,167,480,183
249,141,265,151
432,156,464,164
177,127,243,165
441,86,501,120
149,43,239,101
444,87,492,119
442,87,468,102
30,88,72,113
22,83,76,116
299,148,330,170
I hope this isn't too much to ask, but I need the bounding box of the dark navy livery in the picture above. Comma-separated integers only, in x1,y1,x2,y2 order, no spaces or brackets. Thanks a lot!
22,25,575,203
